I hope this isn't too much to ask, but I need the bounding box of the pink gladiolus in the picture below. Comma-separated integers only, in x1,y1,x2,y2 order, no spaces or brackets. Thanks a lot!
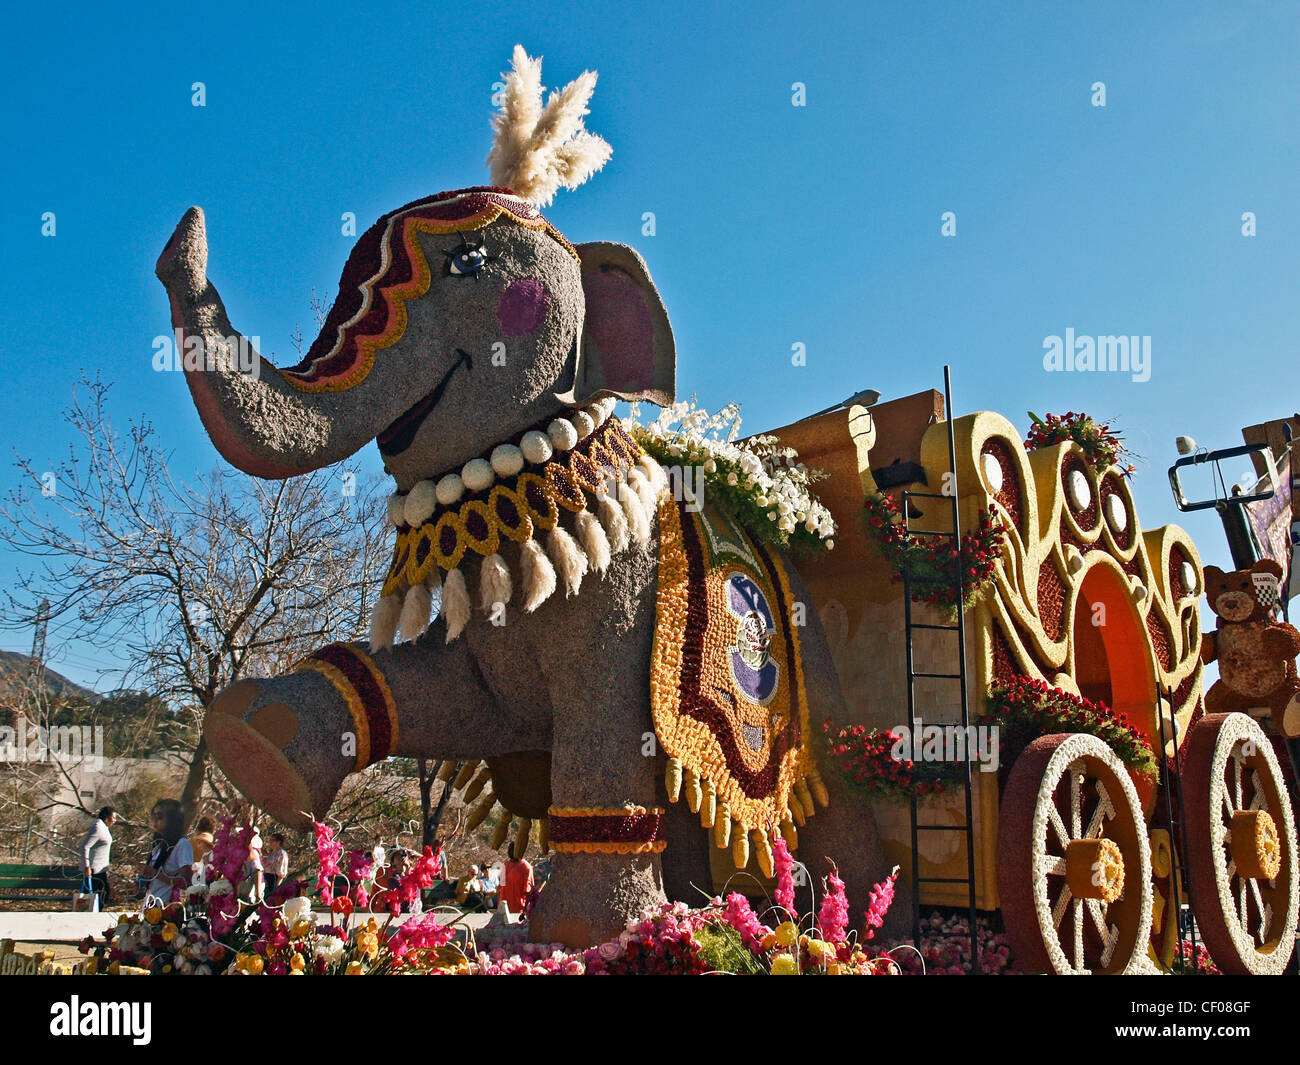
819,864,850,944
385,912,455,958
313,821,344,904
720,892,770,952
864,865,899,940
773,836,795,914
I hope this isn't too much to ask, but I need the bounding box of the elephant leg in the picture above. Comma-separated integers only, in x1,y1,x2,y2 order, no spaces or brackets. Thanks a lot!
527,686,666,948
204,624,517,828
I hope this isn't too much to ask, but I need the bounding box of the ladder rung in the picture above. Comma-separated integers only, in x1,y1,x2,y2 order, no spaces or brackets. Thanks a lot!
911,672,963,680
916,824,970,832
916,877,973,884
902,529,956,537
902,492,956,501
909,623,961,631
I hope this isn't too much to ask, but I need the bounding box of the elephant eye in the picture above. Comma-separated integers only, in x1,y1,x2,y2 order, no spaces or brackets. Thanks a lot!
445,236,492,278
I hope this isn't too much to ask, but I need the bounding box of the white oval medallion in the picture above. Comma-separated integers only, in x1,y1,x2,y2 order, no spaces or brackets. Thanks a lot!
1180,561,1197,594
1067,469,1091,511
1105,491,1128,532
982,451,1004,493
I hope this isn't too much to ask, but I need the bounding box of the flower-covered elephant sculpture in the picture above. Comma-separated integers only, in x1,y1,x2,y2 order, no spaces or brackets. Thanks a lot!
155,47,887,946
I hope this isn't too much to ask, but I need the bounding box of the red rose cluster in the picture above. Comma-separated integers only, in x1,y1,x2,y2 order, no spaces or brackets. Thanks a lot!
862,491,1004,611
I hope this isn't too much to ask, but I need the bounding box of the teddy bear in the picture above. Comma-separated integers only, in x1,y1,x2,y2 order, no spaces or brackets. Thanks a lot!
1201,559,1300,736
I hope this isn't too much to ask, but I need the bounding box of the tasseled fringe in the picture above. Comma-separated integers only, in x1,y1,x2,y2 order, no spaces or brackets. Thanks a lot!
519,538,557,611
574,510,611,574
618,481,651,548
637,453,667,495
596,492,630,553
547,525,588,597
398,581,433,642
369,594,402,652
627,467,658,518
480,553,512,613
442,568,471,642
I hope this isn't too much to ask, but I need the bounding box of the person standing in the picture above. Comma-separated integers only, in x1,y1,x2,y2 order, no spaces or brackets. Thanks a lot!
136,799,193,904
80,806,115,908
500,843,533,918
371,835,386,872
263,832,289,897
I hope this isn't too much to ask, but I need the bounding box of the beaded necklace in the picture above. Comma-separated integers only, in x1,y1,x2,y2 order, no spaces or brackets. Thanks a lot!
370,398,667,647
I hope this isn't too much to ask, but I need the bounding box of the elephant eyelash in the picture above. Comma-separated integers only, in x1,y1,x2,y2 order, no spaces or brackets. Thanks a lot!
443,233,496,280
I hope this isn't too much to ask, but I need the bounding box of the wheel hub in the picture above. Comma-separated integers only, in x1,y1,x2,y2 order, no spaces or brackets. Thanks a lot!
1066,837,1125,902
1231,809,1281,880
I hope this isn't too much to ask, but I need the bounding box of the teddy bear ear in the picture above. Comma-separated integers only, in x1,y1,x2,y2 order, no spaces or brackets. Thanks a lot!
1251,559,1285,580
1202,565,1224,586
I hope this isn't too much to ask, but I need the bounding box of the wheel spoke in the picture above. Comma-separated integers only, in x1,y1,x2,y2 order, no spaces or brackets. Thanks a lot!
1036,854,1066,877
1084,780,1114,839
1237,878,1248,930
1052,884,1073,929
1048,806,1070,852
1249,879,1267,939
1230,753,1243,812
1073,898,1084,971
1070,771,1083,839
1087,899,1119,967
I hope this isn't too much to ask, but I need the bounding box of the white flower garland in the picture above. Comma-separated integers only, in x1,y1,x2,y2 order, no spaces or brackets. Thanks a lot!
626,398,837,551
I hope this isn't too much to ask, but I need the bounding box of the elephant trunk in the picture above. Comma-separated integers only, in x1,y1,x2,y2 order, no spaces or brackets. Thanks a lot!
155,207,400,479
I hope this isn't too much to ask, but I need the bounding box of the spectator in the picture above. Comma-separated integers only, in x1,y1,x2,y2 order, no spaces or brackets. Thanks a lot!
371,848,412,913
189,815,216,882
79,806,115,908
371,835,386,871
481,863,500,908
242,828,264,902
263,832,289,897
136,799,193,904
501,843,534,918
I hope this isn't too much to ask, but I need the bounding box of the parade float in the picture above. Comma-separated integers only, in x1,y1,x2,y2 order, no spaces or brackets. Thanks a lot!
133,45,1300,975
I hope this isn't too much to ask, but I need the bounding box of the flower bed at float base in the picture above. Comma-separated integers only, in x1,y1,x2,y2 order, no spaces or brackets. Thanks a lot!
76,819,911,975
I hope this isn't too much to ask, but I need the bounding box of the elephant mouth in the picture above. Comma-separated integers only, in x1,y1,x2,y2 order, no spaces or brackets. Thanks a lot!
378,347,473,457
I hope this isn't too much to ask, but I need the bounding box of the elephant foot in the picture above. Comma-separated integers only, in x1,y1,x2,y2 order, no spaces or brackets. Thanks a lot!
1279,689,1300,738
204,674,350,829
528,851,666,949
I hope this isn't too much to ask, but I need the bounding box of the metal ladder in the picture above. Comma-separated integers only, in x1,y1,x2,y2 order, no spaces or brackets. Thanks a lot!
899,366,980,973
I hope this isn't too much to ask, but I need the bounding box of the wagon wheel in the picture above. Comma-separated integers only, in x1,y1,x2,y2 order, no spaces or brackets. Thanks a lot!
997,733,1152,974
1145,827,1180,970
1183,712,1299,975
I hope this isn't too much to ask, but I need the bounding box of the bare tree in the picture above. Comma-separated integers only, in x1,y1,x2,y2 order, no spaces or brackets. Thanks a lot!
0,375,392,816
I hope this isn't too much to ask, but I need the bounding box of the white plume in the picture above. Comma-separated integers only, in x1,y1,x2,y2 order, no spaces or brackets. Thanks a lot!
487,45,612,207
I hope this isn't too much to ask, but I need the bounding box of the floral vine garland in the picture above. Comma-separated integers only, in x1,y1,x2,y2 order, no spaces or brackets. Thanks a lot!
820,721,964,802
626,399,836,557
862,491,1003,610
980,676,1157,777
1025,411,1138,477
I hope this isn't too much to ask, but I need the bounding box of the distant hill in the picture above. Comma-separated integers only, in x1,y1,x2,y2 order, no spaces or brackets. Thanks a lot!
0,651,99,705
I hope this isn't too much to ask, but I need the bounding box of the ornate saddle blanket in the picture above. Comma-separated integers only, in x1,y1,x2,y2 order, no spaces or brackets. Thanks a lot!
652,495,819,866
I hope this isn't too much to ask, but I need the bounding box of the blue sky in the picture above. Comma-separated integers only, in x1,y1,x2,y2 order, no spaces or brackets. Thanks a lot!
2,1,1297,688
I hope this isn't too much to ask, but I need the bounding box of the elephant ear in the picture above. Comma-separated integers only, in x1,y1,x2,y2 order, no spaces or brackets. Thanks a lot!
556,242,675,408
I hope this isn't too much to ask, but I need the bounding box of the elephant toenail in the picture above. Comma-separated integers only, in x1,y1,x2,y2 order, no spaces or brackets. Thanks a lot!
247,703,300,748
209,680,259,719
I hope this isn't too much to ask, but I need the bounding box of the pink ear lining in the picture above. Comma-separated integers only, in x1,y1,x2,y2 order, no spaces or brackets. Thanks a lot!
582,269,656,391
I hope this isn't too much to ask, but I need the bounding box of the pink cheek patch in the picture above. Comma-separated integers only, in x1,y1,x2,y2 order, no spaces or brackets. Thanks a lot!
497,278,551,337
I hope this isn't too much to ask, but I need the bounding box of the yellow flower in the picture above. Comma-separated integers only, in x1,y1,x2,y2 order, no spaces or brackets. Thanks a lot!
289,953,306,972
827,961,843,976
85,958,98,975
290,918,314,940
356,932,378,959
161,923,178,943
773,922,798,947
143,906,163,924
235,953,265,975
770,953,798,975
760,932,778,951
806,939,835,963
107,962,121,975
345,961,364,975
